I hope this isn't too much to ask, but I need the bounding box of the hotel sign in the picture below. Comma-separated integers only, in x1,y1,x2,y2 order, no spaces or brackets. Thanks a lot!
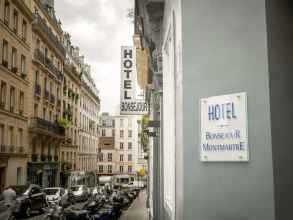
120,46,148,115
200,92,248,162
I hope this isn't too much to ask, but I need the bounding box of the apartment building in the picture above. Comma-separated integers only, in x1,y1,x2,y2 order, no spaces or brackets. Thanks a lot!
114,115,138,184
0,0,34,188
97,113,116,178
27,0,65,187
78,66,100,185
59,32,81,187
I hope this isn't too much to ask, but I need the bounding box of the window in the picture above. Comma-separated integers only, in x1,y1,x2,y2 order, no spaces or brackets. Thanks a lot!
2,40,8,63
102,129,106,136
18,128,23,147
108,165,112,173
100,153,104,162
11,48,17,69
99,165,103,173
0,124,4,145
119,166,123,173
19,91,24,114
128,142,132,149
108,153,112,162
120,142,123,150
20,55,26,74
112,129,115,137
163,15,176,213
4,1,10,25
31,187,40,195
9,87,15,112
9,126,14,146
35,71,39,84
128,130,132,138
49,82,53,95
102,120,106,126
22,19,27,41
128,154,132,162
120,130,124,138
128,166,132,173
34,103,38,117
120,119,124,127
120,154,123,162
13,10,18,33
0,82,7,107
44,78,47,91
43,108,46,120
16,167,22,185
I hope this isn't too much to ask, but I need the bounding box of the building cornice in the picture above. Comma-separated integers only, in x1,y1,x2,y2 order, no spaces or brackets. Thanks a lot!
12,0,34,21
33,0,63,35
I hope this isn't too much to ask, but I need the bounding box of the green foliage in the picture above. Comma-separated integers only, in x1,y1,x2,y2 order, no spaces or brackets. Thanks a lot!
57,118,70,129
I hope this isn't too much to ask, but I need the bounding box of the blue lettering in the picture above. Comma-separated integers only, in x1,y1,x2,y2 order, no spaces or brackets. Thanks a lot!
215,105,220,120
208,105,215,121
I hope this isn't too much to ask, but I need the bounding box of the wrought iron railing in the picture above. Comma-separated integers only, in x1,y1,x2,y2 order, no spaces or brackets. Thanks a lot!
30,117,65,136
34,49,63,81
0,145,25,154
33,13,66,56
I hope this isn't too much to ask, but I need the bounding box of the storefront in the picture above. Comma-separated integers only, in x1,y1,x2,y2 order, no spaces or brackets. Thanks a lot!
27,162,58,187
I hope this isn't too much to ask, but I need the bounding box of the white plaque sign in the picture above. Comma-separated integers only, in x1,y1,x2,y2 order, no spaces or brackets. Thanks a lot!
200,92,248,162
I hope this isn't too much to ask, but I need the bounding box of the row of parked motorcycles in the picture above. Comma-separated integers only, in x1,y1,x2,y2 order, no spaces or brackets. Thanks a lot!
42,187,141,220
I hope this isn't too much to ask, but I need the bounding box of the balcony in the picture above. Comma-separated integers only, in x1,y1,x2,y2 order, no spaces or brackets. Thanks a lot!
0,145,26,156
34,49,63,81
32,13,66,58
29,117,65,138
35,83,41,97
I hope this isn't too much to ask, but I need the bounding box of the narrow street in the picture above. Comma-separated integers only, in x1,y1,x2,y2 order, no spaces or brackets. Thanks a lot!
120,190,148,220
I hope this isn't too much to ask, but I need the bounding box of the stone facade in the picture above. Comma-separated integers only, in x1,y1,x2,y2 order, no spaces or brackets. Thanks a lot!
0,0,101,189
0,0,34,189
98,113,116,177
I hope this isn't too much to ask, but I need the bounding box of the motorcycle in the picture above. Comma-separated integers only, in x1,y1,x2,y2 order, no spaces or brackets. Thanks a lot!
42,203,63,220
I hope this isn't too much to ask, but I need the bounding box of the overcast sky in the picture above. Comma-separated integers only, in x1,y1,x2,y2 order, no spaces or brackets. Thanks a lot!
55,0,133,115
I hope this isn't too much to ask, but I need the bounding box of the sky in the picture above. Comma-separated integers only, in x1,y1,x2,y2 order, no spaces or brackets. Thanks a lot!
55,0,134,115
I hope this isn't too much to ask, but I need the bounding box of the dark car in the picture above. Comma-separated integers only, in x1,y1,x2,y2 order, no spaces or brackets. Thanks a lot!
12,184,46,217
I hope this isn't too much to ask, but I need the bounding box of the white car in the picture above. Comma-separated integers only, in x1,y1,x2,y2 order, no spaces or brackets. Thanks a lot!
70,185,89,202
44,187,68,205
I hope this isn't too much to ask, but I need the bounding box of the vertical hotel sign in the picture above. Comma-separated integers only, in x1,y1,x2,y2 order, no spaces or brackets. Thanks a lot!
200,92,248,162
120,46,148,115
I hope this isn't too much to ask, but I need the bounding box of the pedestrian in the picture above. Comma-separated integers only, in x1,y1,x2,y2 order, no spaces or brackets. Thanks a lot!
2,186,16,207
1,186,16,220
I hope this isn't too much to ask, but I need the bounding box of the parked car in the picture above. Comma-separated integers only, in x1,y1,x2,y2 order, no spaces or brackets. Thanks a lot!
44,187,68,205
12,184,46,217
91,186,100,197
69,185,89,202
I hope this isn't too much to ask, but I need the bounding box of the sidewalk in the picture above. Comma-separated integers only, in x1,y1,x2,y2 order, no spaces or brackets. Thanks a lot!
120,189,148,220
